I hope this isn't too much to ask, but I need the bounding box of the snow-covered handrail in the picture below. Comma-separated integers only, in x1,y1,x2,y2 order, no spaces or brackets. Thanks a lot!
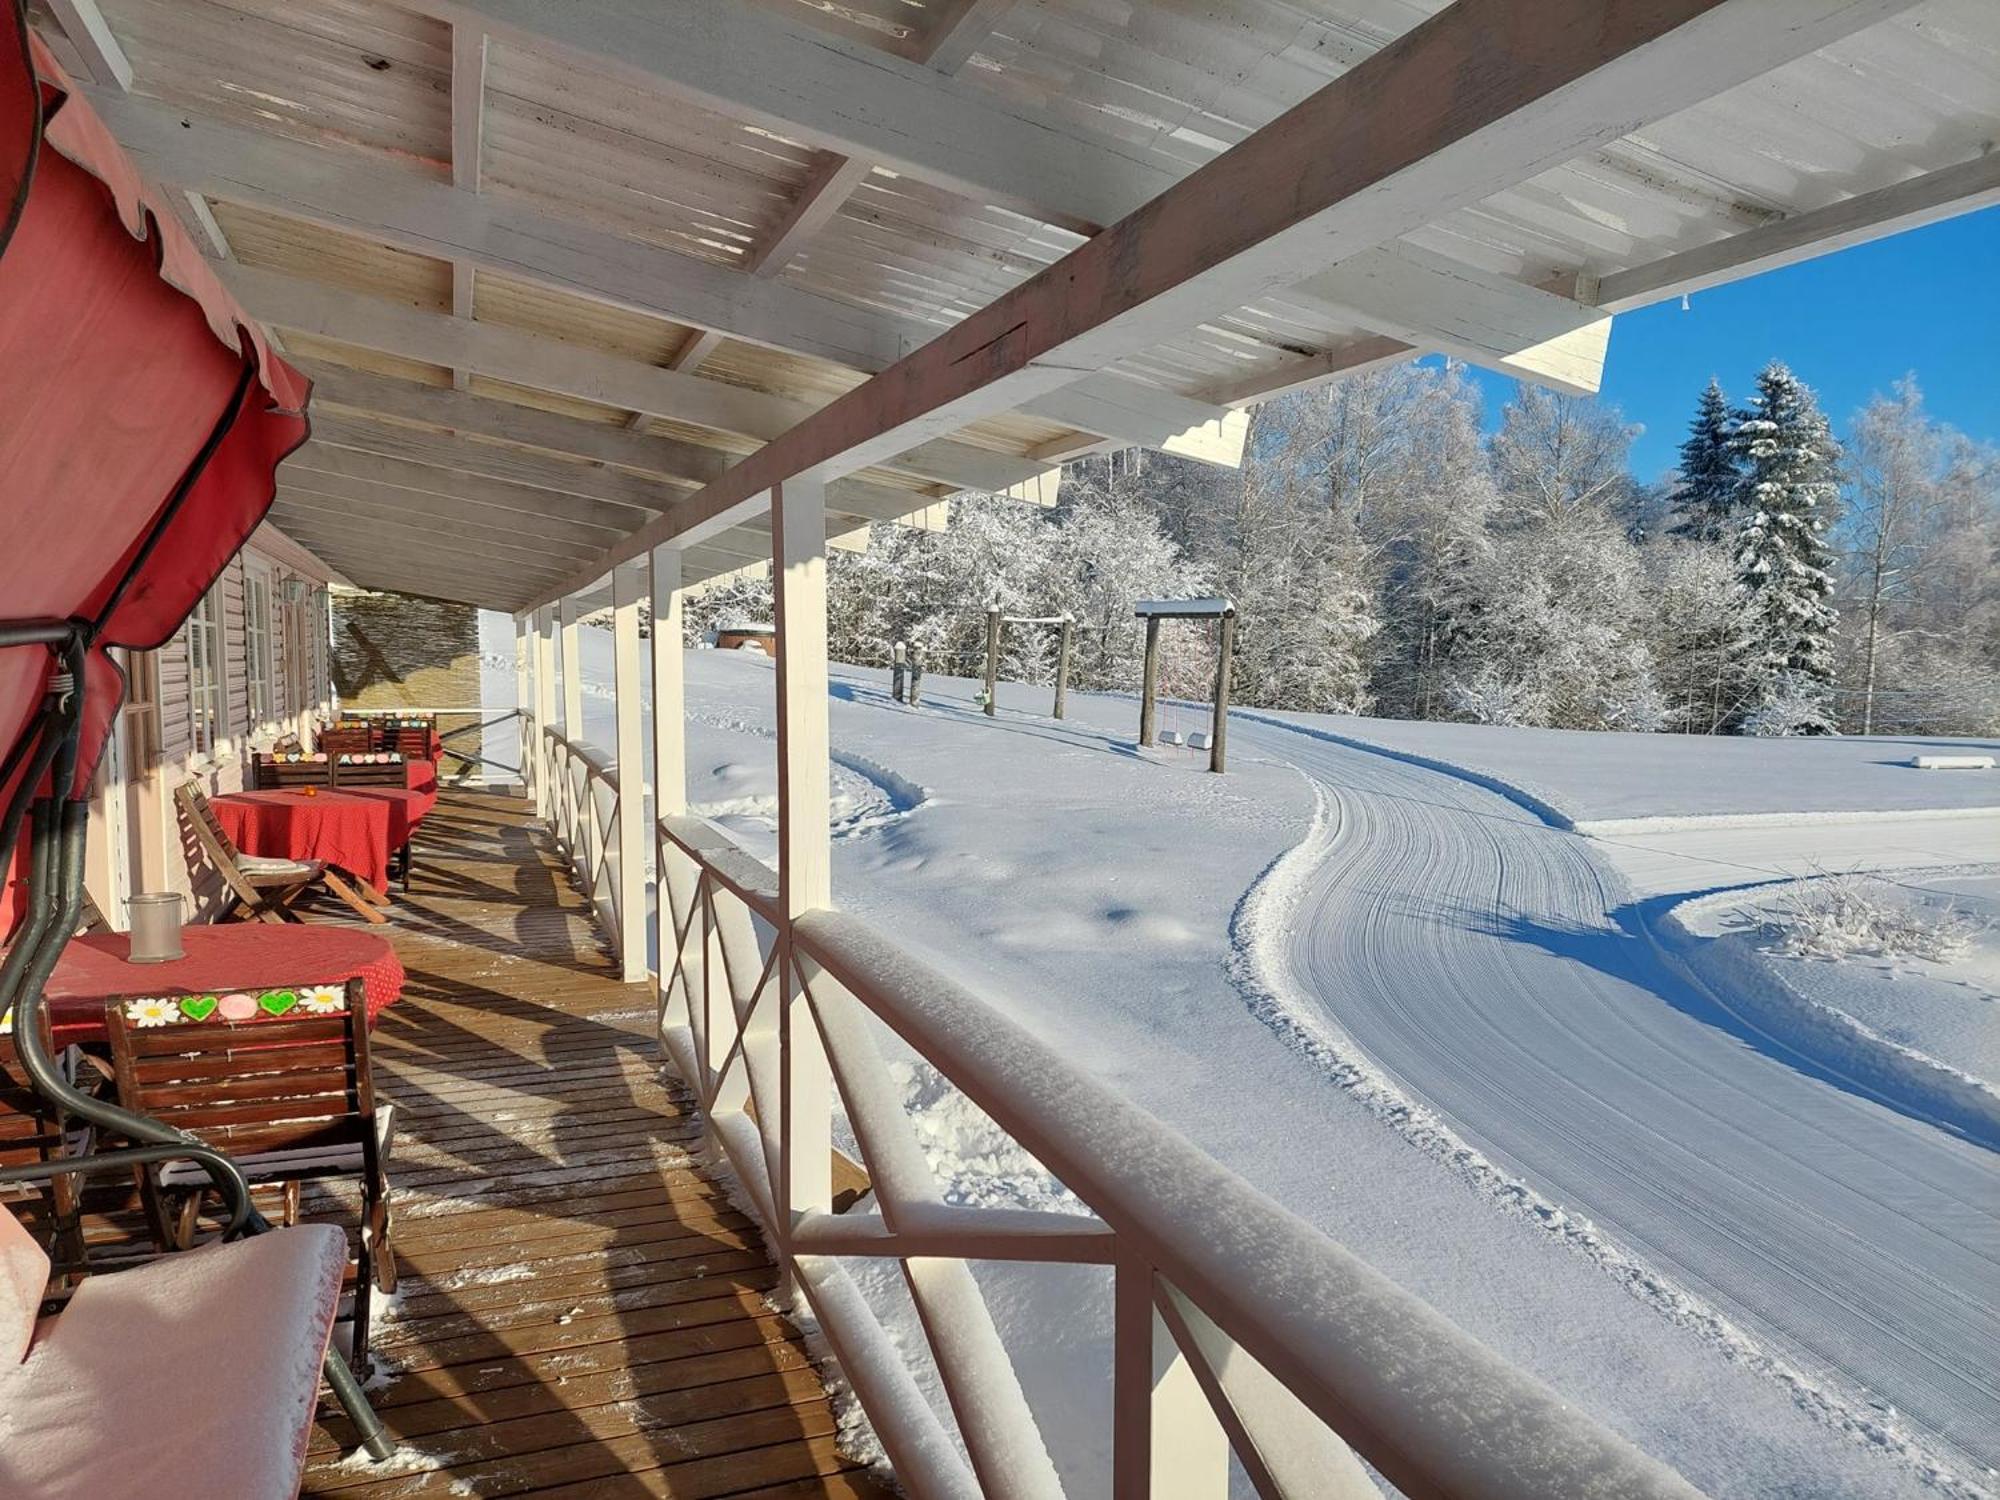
646,807,1703,1500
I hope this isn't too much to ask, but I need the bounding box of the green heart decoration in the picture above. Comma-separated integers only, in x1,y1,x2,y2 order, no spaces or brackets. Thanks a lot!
179,995,219,1022
258,989,299,1016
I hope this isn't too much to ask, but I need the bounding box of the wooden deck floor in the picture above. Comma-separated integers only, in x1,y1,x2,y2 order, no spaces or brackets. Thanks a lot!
302,790,887,1499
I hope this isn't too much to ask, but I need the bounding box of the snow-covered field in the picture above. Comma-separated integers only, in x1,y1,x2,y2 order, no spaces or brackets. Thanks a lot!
574,643,1999,1498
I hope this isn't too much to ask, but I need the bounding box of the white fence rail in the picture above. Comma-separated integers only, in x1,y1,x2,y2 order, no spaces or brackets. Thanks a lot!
540,726,630,961
625,800,1703,1500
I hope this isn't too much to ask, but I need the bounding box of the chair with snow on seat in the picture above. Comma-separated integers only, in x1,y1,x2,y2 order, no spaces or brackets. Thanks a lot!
103,978,396,1376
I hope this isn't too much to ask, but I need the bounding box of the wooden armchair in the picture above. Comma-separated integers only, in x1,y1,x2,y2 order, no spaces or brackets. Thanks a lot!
252,751,333,789
104,978,396,1376
172,781,383,925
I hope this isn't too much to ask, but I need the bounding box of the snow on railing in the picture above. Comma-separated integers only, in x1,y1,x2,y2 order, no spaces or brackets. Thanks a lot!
637,801,1705,1500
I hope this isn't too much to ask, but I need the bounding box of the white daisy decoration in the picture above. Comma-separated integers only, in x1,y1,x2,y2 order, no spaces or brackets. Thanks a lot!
125,996,183,1028
299,984,347,1014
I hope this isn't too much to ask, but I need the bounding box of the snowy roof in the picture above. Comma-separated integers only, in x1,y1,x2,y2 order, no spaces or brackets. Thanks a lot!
713,621,776,634
1135,598,1235,618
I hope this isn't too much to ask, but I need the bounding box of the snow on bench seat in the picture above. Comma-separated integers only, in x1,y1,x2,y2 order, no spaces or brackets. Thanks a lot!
1911,755,1995,770
0,1207,345,1498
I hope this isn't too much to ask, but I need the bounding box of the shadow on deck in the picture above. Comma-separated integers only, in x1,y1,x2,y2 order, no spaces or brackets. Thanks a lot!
304,790,886,1499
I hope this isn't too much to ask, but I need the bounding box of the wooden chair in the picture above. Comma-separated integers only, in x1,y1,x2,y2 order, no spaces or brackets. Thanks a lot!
104,978,396,1375
173,781,384,926
251,751,333,790
389,727,433,761
317,725,371,758
331,753,407,789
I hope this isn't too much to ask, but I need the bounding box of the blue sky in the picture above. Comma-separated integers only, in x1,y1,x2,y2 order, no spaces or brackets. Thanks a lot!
1454,205,2000,483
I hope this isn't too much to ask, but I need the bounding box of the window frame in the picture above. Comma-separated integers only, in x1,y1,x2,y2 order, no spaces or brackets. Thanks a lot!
244,564,276,732
186,587,227,761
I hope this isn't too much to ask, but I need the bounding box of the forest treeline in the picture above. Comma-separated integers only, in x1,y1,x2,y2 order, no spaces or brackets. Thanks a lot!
688,361,1999,737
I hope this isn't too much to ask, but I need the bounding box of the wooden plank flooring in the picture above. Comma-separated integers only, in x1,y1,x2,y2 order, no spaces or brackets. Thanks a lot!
303,790,888,1499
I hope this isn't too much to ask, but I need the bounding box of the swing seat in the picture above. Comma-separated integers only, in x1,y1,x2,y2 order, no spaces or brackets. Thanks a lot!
1188,731,1213,751
1159,730,1184,747
0,1205,347,1497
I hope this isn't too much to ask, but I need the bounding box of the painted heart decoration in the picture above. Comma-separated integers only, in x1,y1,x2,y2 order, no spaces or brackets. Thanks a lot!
179,994,219,1022
258,989,300,1016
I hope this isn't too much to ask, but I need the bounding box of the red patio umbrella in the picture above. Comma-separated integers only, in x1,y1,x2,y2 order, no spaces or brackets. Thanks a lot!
0,0,309,928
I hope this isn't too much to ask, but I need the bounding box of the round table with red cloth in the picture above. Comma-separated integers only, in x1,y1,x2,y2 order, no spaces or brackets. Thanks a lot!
405,759,438,795
211,789,396,894
40,926,405,1046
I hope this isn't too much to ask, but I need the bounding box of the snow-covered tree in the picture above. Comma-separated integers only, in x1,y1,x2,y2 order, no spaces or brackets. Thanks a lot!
1730,362,1842,733
1489,383,1640,530
1646,537,1758,733
1441,517,1664,731
1667,378,1742,543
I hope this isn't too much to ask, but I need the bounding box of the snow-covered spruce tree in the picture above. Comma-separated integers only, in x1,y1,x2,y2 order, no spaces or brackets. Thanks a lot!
1729,362,1842,734
1667,378,1742,543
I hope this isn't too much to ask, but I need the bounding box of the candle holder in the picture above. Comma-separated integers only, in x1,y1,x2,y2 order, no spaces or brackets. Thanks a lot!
125,892,186,964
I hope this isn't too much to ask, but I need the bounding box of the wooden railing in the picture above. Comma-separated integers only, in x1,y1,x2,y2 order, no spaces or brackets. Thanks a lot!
539,726,629,961
630,800,1706,1500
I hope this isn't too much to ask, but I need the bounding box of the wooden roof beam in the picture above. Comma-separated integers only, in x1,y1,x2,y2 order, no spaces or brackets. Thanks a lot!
95,93,1240,458
43,0,130,90
1595,151,2000,312
524,0,1917,610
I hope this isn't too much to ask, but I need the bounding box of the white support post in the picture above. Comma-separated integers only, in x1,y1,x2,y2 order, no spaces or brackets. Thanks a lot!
649,547,686,819
771,478,833,1235
649,545,690,1033
1115,1259,1228,1500
559,594,585,743
533,606,557,821
559,594,588,871
513,613,532,800
611,561,649,981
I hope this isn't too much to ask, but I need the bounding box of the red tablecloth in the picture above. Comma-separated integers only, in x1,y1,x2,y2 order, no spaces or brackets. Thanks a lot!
212,789,393,894
40,927,405,1045
337,786,435,849
406,759,438,795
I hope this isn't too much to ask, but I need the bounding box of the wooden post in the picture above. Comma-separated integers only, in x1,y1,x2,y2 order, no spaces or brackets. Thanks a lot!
513,613,532,801
558,594,584,743
983,607,1000,717
771,477,833,1236
1054,616,1073,720
1210,609,1234,774
891,641,906,703
532,606,557,820
611,561,648,980
1138,615,1162,747
908,644,923,708
650,547,685,819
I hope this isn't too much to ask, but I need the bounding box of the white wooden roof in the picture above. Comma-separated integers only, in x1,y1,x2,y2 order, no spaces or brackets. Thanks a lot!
29,0,2000,612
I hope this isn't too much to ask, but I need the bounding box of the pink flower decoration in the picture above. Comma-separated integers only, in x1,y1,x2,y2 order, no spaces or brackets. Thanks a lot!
218,993,258,1021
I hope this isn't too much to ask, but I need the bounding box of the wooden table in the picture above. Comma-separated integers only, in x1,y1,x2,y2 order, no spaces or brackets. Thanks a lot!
211,789,398,895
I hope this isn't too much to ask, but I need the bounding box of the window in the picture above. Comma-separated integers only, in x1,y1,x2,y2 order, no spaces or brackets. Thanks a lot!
123,649,161,765
187,588,226,759
245,569,275,729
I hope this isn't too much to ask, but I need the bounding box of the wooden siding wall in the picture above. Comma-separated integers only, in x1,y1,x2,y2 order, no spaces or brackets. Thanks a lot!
92,529,340,920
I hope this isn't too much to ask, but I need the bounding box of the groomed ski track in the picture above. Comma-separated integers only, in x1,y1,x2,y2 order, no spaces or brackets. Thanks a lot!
1234,715,2000,1481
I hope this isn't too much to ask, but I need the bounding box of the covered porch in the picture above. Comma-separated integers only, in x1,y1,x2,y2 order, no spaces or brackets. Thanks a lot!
297,789,883,1497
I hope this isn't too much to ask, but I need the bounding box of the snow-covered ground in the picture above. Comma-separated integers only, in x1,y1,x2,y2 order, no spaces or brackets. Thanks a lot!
573,643,1999,1499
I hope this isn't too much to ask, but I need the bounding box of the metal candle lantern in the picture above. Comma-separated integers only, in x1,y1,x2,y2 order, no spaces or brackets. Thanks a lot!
124,892,186,964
